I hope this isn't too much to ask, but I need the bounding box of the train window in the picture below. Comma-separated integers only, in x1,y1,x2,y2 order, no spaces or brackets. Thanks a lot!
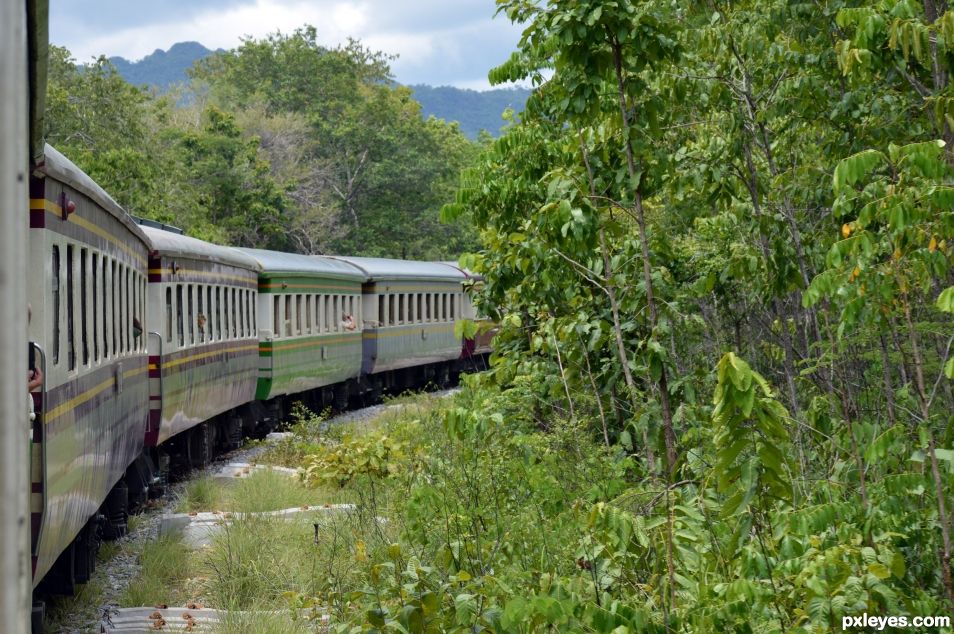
295,294,302,335
125,267,131,353
397,294,404,325
118,264,125,354
101,258,108,359
321,295,329,333
283,295,291,337
223,288,229,340
238,289,244,337
315,295,321,334
304,295,311,335
244,290,250,337
110,260,117,354
450,294,456,320
196,285,205,343
415,294,421,324
187,285,194,345
164,287,172,343
131,270,137,352
388,294,396,327
251,291,256,334
231,289,237,338
378,295,385,327
52,246,61,365
206,286,213,340
66,244,76,370
273,296,280,339
91,253,98,361
176,285,184,347
80,249,89,365
215,287,222,341
118,266,124,354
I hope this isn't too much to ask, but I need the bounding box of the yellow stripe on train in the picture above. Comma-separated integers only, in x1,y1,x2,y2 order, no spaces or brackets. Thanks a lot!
43,365,148,424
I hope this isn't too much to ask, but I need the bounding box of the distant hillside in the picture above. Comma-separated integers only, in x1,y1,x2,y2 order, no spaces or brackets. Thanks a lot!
107,42,530,138
410,85,530,138
108,41,215,88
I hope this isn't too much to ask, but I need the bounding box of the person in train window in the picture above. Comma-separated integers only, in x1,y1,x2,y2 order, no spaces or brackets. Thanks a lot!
27,304,42,426
132,317,143,340
196,313,207,341
341,314,356,331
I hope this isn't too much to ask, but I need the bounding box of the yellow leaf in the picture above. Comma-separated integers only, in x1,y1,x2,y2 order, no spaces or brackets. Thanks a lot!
893,248,902,260
929,236,938,252
842,223,852,238
354,540,367,563
850,266,861,281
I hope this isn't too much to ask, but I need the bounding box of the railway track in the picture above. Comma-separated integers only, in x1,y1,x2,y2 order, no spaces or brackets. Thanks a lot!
43,389,458,634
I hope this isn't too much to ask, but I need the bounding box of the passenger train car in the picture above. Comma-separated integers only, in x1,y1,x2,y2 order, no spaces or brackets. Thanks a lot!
332,257,470,391
235,249,366,411
141,225,262,472
25,148,491,615
27,145,151,593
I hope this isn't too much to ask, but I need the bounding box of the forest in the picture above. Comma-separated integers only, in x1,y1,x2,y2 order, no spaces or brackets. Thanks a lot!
47,1,954,632
45,27,478,259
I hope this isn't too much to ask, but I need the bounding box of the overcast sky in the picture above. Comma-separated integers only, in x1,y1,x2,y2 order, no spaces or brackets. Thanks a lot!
49,0,526,90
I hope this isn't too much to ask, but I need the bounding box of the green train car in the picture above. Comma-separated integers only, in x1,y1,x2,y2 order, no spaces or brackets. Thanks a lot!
330,257,470,392
236,249,367,403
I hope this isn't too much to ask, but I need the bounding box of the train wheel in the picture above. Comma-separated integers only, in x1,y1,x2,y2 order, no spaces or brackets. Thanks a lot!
102,480,129,540
226,415,243,451
31,600,45,634
333,384,350,412
43,542,76,596
436,364,450,389
188,423,212,470
73,516,101,583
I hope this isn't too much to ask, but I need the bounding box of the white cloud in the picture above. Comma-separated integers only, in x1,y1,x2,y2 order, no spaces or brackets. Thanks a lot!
53,0,522,88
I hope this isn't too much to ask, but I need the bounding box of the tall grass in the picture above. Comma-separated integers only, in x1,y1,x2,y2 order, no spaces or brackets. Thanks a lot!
119,532,195,608
176,476,226,513
176,470,350,514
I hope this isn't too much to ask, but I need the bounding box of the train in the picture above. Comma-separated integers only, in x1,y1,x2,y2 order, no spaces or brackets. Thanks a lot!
25,143,490,613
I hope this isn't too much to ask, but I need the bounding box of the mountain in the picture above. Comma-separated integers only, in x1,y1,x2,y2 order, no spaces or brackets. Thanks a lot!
107,42,530,138
108,41,215,89
409,85,529,139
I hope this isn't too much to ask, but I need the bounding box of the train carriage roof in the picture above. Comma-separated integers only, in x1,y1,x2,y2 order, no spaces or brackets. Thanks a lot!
140,226,261,272
43,144,149,245
328,256,465,282
440,261,484,280
235,248,367,282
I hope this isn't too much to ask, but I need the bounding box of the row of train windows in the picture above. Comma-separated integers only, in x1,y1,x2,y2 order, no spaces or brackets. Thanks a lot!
165,284,256,347
377,292,460,327
51,244,146,371
273,294,360,339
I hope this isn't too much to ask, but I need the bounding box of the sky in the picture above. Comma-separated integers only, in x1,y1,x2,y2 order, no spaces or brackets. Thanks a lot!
49,0,526,90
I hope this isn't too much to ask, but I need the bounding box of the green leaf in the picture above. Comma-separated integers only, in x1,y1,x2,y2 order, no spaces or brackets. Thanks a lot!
937,287,954,313
833,149,886,195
